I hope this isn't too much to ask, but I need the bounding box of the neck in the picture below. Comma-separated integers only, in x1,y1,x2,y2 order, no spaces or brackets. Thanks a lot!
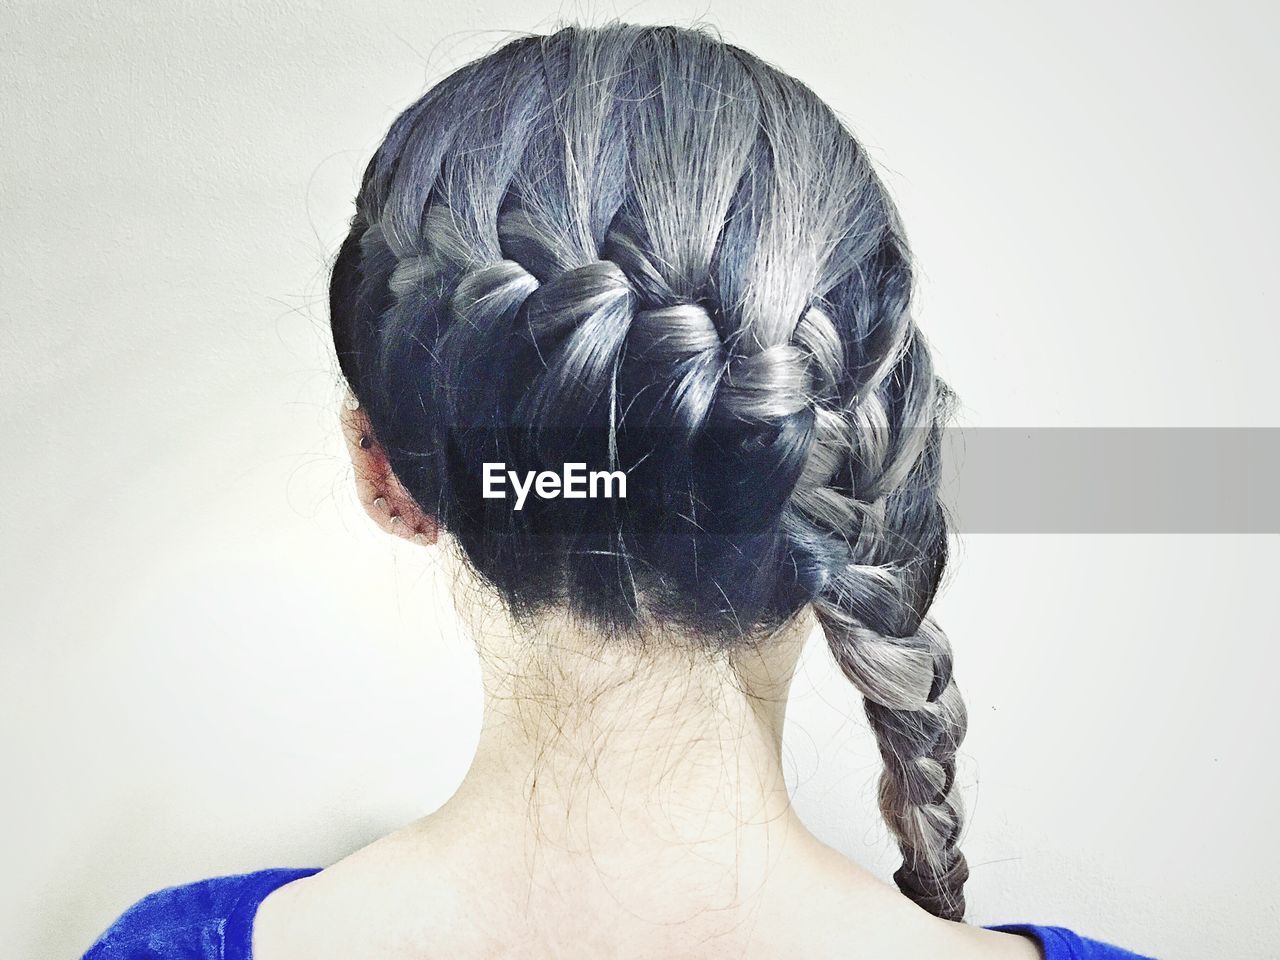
423,603,827,911
261,577,1034,958
263,585,1020,959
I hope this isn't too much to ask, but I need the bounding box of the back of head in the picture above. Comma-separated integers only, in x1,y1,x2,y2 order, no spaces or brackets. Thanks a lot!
330,22,968,920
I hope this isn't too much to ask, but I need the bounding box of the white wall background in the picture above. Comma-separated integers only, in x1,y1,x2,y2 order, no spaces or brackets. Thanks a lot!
2,2,1277,958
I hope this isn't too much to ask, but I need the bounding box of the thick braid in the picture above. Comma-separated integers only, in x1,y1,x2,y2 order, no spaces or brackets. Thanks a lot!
820,603,969,920
792,228,970,919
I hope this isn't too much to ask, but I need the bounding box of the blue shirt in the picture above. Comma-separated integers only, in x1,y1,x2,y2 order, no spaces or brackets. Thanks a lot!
81,867,1158,959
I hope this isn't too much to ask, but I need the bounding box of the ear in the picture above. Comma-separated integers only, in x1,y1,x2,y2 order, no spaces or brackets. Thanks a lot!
339,394,439,545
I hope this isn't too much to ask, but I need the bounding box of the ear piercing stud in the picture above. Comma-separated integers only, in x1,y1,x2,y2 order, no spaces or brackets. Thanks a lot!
343,393,360,411
358,433,372,449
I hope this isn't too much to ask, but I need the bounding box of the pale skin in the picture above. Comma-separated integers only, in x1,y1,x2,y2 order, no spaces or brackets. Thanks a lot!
248,399,1043,960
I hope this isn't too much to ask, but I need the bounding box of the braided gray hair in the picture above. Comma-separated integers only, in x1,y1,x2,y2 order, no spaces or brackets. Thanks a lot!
330,22,968,920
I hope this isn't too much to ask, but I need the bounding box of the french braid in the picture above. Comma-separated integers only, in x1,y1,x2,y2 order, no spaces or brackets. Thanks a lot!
330,23,969,920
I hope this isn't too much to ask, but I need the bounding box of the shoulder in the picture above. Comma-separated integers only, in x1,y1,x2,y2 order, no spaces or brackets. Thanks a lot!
82,868,321,960
988,923,1160,960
